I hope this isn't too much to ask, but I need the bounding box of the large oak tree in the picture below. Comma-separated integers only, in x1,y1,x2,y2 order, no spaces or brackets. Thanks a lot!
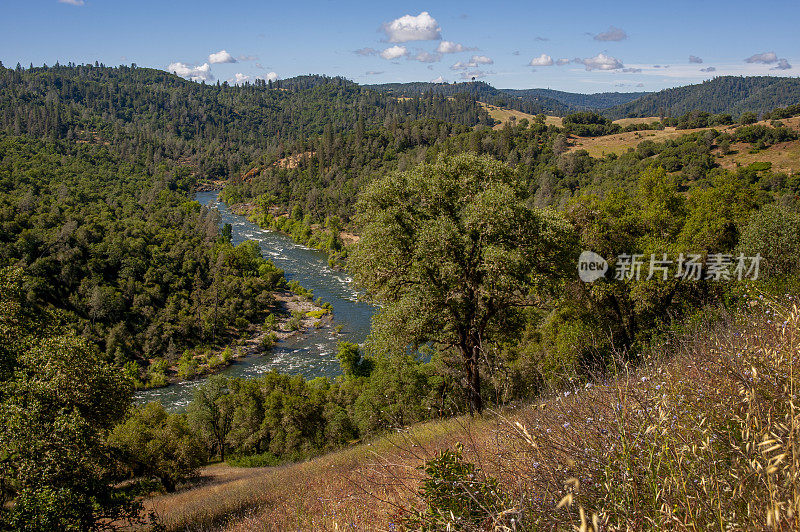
350,154,577,414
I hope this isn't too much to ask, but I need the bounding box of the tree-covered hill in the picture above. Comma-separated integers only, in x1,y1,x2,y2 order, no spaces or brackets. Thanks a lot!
606,76,800,118
504,88,648,110
0,64,493,180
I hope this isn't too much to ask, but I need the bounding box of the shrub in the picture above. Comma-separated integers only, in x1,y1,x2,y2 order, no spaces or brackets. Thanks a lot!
402,443,511,531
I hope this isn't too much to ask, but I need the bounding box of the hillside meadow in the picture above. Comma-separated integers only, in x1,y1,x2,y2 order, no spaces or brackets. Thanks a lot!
145,294,800,531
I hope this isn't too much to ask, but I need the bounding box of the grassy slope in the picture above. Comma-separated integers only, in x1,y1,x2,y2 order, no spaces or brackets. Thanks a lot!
145,295,800,531
568,116,800,174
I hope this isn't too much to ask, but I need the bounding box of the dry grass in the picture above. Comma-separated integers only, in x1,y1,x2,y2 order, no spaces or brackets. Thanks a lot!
478,103,562,130
716,141,800,174
612,117,661,127
567,126,732,157
143,294,800,531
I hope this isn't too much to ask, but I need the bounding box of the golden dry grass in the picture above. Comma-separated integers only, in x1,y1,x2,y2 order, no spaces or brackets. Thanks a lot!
567,126,734,157
716,141,800,174
612,116,661,127
478,102,562,130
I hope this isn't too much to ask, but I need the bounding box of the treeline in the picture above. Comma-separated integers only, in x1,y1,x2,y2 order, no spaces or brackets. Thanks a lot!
0,134,285,378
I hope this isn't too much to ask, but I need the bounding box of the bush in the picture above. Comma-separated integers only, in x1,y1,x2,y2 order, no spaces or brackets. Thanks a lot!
402,443,511,531
226,451,281,468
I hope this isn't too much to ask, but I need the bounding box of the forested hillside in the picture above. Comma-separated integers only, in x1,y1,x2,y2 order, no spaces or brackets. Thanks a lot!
0,64,492,180
2,62,800,529
606,76,800,118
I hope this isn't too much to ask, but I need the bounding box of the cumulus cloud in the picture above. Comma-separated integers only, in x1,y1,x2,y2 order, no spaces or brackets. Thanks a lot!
354,47,378,56
529,54,554,66
622,67,642,73
430,75,446,83
689,55,703,64
772,58,792,70
380,45,407,60
58,0,85,5
594,26,627,42
437,41,474,54
745,51,778,64
413,50,441,63
229,73,250,85
208,50,237,64
700,66,716,72
260,72,278,82
451,55,493,70
168,62,213,82
382,11,441,43
556,58,571,66
577,53,623,71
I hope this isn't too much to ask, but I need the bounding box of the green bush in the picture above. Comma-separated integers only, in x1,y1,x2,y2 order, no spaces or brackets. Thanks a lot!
403,443,510,531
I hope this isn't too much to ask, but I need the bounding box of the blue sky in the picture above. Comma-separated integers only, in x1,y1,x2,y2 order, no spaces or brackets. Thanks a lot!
1,0,798,93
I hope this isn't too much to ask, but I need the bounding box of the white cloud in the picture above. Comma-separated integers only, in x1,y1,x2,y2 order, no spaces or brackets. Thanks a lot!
263,72,278,82
451,56,493,70
168,62,213,82
413,50,441,63
700,66,716,72
689,55,703,64
366,70,384,75
58,0,84,5
430,75,446,83
577,53,624,71
229,73,250,85
594,26,627,42
459,70,491,80
621,67,642,73
437,41,471,54
380,45,407,60
354,47,378,56
529,54,554,66
745,51,778,64
237,54,258,61
535,36,549,42
208,50,237,64
382,11,441,43
773,58,792,70
556,58,571,66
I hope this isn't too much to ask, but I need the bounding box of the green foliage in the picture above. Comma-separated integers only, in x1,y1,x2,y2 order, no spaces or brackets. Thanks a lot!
0,134,284,371
226,451,281,468
403,443,509,531
187,375,235,462
350,153,578,413
109,402,206,492
737,203,800,278
0,267,140,529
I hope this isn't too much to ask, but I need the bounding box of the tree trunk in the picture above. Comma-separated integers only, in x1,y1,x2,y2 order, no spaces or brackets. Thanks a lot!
462,343,483,415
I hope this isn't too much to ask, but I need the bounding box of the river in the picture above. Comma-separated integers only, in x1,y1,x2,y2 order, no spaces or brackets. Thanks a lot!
134,191,375,411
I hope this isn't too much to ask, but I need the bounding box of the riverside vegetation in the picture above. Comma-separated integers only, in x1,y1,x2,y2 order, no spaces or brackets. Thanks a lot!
1,63,800,529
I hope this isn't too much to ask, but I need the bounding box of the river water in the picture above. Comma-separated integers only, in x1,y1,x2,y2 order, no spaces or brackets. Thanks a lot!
134,191,375,411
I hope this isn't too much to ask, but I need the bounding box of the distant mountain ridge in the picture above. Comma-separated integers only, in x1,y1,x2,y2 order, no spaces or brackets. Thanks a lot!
604,76,800,119
366,76,800,119
366,81,647,115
